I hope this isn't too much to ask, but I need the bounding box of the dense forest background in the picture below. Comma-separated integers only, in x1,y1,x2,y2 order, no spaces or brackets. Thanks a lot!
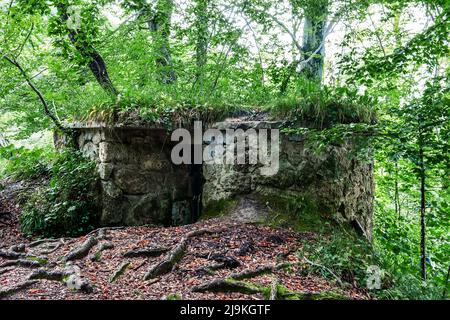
0,0,448,299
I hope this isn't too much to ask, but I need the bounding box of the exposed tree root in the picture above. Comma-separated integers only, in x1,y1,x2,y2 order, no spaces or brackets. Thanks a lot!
29,238,64,248
9,244,26,253
110,262,130,283
185,227,224,239
0,267,13,276
0,249,24,260
230,265,275,280
89,242,114,261
237,241,254,256
123,246,170,258
192,277,345,300
64,236,98,262
28,264,93,293
0,280,38,298
208,253,240,269
191,279,260,295
28,269,65,281
87,226,125,240
144,239,188,280
0,259,46,269
269,278,279,300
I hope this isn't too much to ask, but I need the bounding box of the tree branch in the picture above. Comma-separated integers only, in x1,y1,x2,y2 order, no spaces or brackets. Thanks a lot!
1,53,70,134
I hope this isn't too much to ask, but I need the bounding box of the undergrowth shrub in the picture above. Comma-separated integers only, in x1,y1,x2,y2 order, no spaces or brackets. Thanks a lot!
0,145,56,179
298,227,444,299
20,150,99,237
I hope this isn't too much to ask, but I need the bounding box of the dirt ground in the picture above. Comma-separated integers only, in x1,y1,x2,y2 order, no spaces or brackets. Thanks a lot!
0,180,368,300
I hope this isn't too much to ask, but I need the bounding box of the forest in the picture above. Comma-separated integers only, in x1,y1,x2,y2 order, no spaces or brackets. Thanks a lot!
0,0,448,302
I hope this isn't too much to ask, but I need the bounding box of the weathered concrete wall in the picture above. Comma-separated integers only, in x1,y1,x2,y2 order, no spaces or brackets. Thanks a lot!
75,126,199,227
203,121,374,239
72,120,374,239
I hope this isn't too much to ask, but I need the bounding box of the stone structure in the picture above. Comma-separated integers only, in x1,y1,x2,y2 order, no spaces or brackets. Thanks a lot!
73,123,201,227
202,121,374,239
71,119,374,238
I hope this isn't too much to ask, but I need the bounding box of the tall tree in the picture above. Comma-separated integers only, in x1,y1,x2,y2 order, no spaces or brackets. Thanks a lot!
122,0,177,84
298,0,329,82
147,0,177,84
54,1,119,96
194,0,209,84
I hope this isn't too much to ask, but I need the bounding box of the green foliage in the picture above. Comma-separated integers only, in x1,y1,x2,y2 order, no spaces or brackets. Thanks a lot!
1,0,448,300
259,193,332,233
268,80,377,128
0,145,56,179
299,228,377,287
20,150,99,238
201,198,238,220
298,227,445,299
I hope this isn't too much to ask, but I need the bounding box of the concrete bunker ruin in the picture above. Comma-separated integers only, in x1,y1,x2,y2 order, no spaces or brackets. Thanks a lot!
71,119,374,238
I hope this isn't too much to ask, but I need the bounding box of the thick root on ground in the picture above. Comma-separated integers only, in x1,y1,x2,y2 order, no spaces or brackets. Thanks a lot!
0,280,38,298
143,239,187,280
185,228,224,239
89,242,114,261
191,279,260,295
28,269,64,281
0,249,24,260
230,265,275,280
269,279,279,300
109,262,130,283
123,247,170,258
64,236,98,262
28,264,93,294
0,259,46,269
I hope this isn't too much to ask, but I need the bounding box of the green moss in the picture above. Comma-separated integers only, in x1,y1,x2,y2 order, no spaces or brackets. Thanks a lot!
200,198,238,220
257,193,334,234
166,293,182,300
92,251,102,262
260,282,348,300
26,256,48,265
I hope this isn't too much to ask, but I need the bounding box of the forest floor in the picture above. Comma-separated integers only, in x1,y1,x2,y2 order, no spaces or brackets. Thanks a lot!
0,180,369,300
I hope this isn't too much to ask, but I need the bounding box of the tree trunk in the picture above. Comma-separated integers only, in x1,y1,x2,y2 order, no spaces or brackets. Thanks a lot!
58,4,118,96
394,160,401,217
300,11,326,82
194,0,209,84
419,143,426,281
145,0,177,84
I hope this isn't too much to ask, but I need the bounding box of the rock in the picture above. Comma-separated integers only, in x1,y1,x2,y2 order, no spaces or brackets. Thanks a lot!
102,181,122,198
64,274,93,293
98,163,114,180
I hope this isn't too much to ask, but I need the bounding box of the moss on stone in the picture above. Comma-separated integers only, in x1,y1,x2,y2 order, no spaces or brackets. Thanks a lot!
200,198,238,220
166,293,182,300
260,282,347,300
257,193,335,234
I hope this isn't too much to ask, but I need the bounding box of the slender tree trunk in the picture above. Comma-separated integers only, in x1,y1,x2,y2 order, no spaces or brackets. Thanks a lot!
300,8,327,82
146,0,177,84
394,160,401,217
419,142,427,281
194,0,209,84
58,5,118,96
